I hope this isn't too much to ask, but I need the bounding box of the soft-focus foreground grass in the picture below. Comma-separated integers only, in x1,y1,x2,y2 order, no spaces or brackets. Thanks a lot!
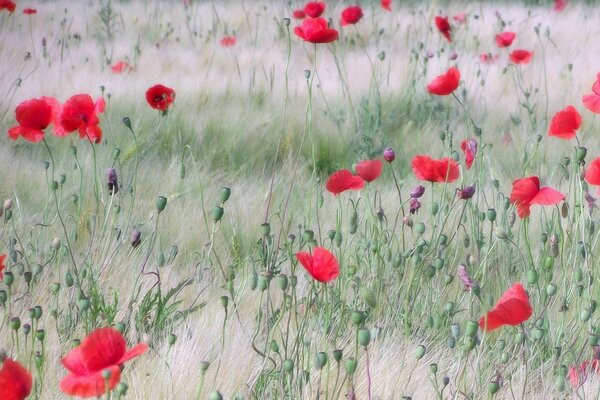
2,1,600,399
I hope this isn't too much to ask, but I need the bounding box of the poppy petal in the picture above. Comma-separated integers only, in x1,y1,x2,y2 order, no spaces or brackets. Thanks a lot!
59,366,121,398
0,359,32,400
531,187,565,205
62,328,126,374
583,94,600,114
479,283,532,332
325,170,365,195
585,158,600,185
355,159,382,183
117,343,148,365
548,105,582,139
427,67,460,96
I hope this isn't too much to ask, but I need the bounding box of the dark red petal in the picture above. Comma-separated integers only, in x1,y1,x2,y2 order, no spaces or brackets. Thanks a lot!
60,366,121,398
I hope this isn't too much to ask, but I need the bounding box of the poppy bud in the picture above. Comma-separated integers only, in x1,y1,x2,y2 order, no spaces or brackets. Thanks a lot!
0,290,6,305
304,70,311,79
270,340,279,353
410,185,425,198
208,391,223,400
199,361,210,372
456,185,475,200
277,274,288,291
466,320,478,337
345,358,358,375
4,198,13,211
431,202,439,215
489,381,500,395
378,51,385,61
212,206,224,222
115,383,128,396
78,298,91,311
131,228,141,247
315,352,327,369
357,328,371,347
527,270,538,284
383,147,395,163
219,187,231,203
580,309,592,322
289,275,297,288
333,349,343,362
451,323,460,338
156,196,167,213
4,271,14,286
493,227,507,240
447,337,456,348
349,210,358,234
486,208,497,222
220,296,229,309
361,288,377,308
22,324,31,336
334,231,342,248
10,317,21,331
107,168,119,195
167,333,177,346
415,345,426,360
283,359,294,372
414,222,426,235
409,198,421,214
302,230,314,242
122,116,132,130
257,276,268,291
546,283,557,296
577,147,587,162
260,223,271,237
23,271,32,284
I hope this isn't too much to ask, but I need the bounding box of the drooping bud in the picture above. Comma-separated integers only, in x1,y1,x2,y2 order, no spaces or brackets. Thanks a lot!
410,185,425,198
410,198,421,215
131,228,141,248
456,185,475,200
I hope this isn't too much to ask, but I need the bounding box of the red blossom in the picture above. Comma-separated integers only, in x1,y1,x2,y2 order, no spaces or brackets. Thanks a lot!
60,327,147,398
303,1,325,18
340,6,363,26
325,169,365,195
427,67,460,96
411,155,459,183
294,17,338,43
0,0,15,13
295,246,339,283
582,73,600,114
381,0,392,12
460,139,477,169
495,31,515,47
554,0,567,12
0,254,5,281
509,176,564,218
292,9,306,19
453,13,466,24
0,358,32,400
355,159,382,183
111,61,132,74
145,84,176,111
220,35,236,47
60,94,105,143
585,158,600,186
23,8,37,15
548,105,581,139
509,49,533,64
479,283,533,332
8,97,62,143
435,16,451,42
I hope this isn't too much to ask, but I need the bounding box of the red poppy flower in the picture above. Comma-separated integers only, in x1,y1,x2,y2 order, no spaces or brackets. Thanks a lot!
554,0,567,12
294,17,338,44
340,6,363,26
220,35,236,47
355,159,382,183
60,327,147,398
60,94,105,143
145,84,176,111
479,283,532,332
411,155,459,183
0,0,15,12
460,139,477,169
326,169,365,195
582,73,600,114
495,31,515,47
509,49,533,64
381,0,392,12
569,360,599,387
292,9,306,19
427,67,460,96
111,61,131,73
585,158,600,186
453,13,466,24
303,1,325,18
8,97,62,143
23,8,37,15
435,16,451,42
509,176,564,218
0,254,5,281
295,246,339,283
0,358,32,400
548,105,581,139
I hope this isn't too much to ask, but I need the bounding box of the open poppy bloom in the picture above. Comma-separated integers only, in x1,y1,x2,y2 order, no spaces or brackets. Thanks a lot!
435,16,451,42
509,176,564,218
326,169,365,195
292,9,306,19
145,84,176,111
60,94,105,143
294,17,338,43
295,246,339,283
111,61,132,74
554,0,567,12
355,159,382,183
509,49,533,64
220,35,236,47
479,283,533,332
460,139,477,169
411,155,459,183
495,31,515,47
0,253,5,281
585,158,600,186
0,358,32,400
381,0,392,12
60,327,147,398
569,359,600,387
303,1,325,18
340,6,363,26
548,105,581,139
8,97,62,143
23,8,37,15
427,67,460,96
0,0,15,13
582,73,600,114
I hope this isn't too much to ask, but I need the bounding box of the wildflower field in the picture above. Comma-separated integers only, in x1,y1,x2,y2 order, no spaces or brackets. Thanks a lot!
2,0,600,398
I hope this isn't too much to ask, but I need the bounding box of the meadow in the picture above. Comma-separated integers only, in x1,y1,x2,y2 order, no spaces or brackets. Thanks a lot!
2,0,600,398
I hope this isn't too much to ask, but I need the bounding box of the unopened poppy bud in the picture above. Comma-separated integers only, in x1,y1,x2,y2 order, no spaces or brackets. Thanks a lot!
304,70,311,79
447,337,456,348
378,51,385,61
220,296,229,309
302,230,314,242
358,328,371,347
431,202,439,215
415,345,426,360
581,308,592,321
116,383,128,396
4,272,14,286
333,349,343,362
10,317,21,331
200,361,210,372
410,185,425,198
493,227,507,239
260,223,271,237
527,269,538,284
22,324,31,336
78,298,91,311
403,216,413,227
414,222,426,235
51,237,61,250
409,198,421,214
107,168,119,195
3,198,13,211
349,210,358,234
156,196,167,213
131,228,141,247
486,208,497,222
450,323,460,338
489,381,500,395
219,187,231,203
383,147,395,163
466,320,479,337
345,358,358,375
257,276,268,291
270,340,279,354
546,283,557,296
208,391,223,400
167,333,176,346
334,231,342,247
315,352,327,369
277,274,288,291
442,376,450,387
351,310,365,326
283,17,290,26
577,147,587,162
23,271,32,283
283,359,294,372
456,185,475,200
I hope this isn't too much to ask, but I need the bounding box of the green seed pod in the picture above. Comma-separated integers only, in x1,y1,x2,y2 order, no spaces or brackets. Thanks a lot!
302,230,314,242
350,210,358,234
425,265,436,278
361,288,377,309
156,196,167,213
444,273,453,285
249,270,258,290
434,258,444,269
450,323,460,338
257,276,268,291
445,302,455,314
333,349,343,363
212,205,224,222
351,311,365,326
466,320,479,337
199,361,210,373
208,391,223,400
577,147,588,162
531,328,544,341
431,202,439,216
414,222,426,235
290,275,297,288
438,234,448,246
430,363,438,374
345,358,358,375
489,381,500,395
541,232,548,244
65,271,74,288
486,208,497,222
168,333,177,345
270,340,279,353
357,328,371,347
3,271,14,286
464,336,477,351
463,236,470,248
556,375,565,392
23,272,32,283
589,334,600,347
10,317,21,331
220,296,229,309
543,256,554,270
527,270,538,284
415,345,426,360
277,274,288,291
219,187,231,203
576,267,583,282
546,283,557,296
327,230,336,240
283,359,294,372
260,223,271,237
447,337,456,349
78,298,91,311
580,309,592,322
315,352,327,369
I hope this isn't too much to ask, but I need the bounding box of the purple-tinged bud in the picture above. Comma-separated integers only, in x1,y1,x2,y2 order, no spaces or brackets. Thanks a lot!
403,216,413,227
426,51,434,58
131,228,141,248
449,52,458,60
457,264,475,290
410,198,421,215
410,185,425,199
384,147,395,163
585,192,596,211
456,185,476,200
107,168,119,195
